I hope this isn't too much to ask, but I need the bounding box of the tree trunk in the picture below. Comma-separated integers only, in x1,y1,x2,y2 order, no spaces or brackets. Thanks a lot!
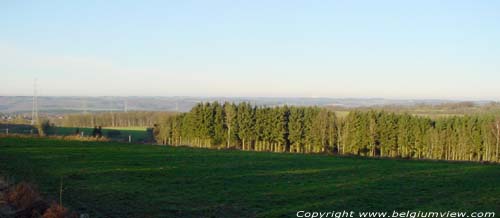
227,126,231,148
496,122,499,162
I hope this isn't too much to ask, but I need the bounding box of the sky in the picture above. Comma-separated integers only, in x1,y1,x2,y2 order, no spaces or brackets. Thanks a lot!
1,0,500,100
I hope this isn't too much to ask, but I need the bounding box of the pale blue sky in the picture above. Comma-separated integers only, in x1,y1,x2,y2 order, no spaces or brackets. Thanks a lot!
1,0,500,100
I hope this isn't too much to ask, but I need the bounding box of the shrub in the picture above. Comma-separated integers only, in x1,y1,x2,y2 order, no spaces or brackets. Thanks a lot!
42,203,77,218
5,182,40,209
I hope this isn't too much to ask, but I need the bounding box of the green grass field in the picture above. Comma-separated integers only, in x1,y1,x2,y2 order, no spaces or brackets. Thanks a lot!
0,124,38,135
0,124,151,143
0,137,499,218
50,126,151,143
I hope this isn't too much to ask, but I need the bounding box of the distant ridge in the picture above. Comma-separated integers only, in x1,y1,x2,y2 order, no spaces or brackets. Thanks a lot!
1,96,492,114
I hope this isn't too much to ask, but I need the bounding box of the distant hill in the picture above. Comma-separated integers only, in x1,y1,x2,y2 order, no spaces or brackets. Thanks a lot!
1,96,195,113
0,96,491,114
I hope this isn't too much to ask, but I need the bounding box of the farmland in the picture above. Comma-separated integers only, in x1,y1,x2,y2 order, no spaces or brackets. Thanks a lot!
50,126,151,143
0,136,499,218
0,124,152,143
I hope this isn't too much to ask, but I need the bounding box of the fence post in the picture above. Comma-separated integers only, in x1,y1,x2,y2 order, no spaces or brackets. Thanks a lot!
81,131,84,137
129,135,132,143
5,128,8,135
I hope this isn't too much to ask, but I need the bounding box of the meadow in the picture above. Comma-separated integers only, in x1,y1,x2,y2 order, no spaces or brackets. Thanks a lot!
0,124,151,143
0,136,499,218
50,126,151,143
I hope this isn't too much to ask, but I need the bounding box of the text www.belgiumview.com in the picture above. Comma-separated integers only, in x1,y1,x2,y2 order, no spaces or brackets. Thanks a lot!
296,210,496,218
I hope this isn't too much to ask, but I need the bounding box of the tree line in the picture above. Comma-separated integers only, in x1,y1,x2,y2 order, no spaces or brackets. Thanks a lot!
56,111,177,127
155,102,500,162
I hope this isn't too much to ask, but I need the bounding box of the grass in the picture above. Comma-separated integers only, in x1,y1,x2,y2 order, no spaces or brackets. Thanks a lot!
0,123,37,135
0,124,150,143
0,137,499,218
50,126,151,143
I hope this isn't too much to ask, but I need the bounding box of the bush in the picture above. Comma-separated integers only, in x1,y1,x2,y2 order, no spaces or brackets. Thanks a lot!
36,120,52,136
42,203,77,218
5,182,40,209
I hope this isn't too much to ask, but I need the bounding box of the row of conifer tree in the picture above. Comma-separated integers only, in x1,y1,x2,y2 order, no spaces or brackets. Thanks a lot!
154,102,500,162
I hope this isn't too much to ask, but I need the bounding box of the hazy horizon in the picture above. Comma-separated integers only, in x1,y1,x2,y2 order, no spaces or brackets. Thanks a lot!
1,95,499,102
2,1,500,100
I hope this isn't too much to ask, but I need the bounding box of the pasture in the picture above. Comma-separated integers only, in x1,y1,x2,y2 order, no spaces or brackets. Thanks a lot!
50,126,151,143
0,124,152,143
0,137,499,218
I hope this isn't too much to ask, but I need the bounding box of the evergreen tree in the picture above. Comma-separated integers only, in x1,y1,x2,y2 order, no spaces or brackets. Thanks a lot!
153,101,500,163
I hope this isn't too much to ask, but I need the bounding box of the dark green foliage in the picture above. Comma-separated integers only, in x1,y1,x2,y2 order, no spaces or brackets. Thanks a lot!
155,102,500,162
37,120,53,136
237,102,255,150
288,107,305,152
212,102,226,146
223,102,238,148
